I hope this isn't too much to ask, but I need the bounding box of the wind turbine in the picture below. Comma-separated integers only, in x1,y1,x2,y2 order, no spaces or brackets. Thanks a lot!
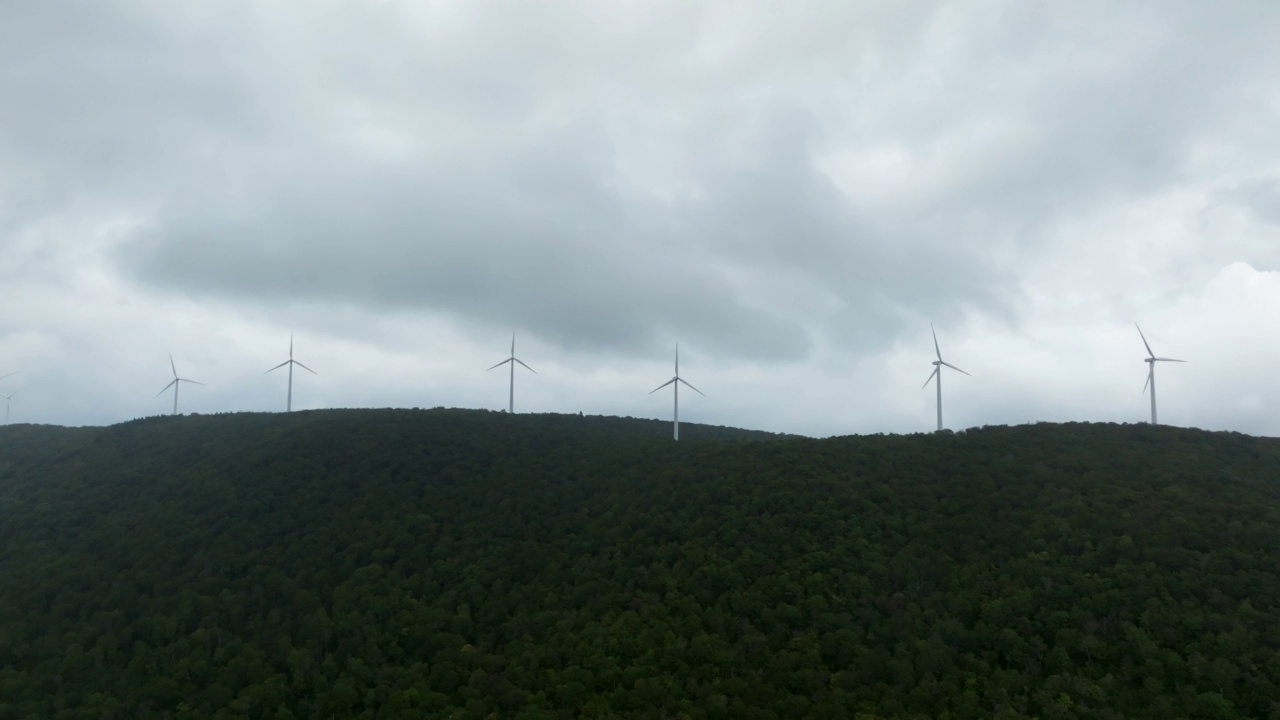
921,324,970,432
649,345,704,441
157,354,204,416
266,333,317,412
487,333,536,414
1136,323,1185,425
0,372,16,423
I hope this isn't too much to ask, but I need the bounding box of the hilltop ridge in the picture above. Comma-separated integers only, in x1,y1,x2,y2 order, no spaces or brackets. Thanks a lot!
2,410,1279,719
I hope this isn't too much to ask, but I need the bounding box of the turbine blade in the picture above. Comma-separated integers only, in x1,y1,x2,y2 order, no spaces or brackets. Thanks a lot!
941,361,971,376
0,371,17,381
1142,368,1151,394
266,360,290,373
649,378,676,394
931,323,942,361
677,377,706,396
921,367,939,390
156,379,177,397
1155,357,1186,363
514,358,536,374
511,332,516,355
181,378,205,386
289,333,294,359
294,360,318,374
1135,323,1155,358
487,358,512,371
169,353,177,378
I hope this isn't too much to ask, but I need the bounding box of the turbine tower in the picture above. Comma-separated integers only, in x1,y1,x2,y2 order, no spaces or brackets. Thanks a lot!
487,333,536,414
266,333,317,412
1136,323,1185,425
649,345,704,441
157,353,204,416
921,324,970,432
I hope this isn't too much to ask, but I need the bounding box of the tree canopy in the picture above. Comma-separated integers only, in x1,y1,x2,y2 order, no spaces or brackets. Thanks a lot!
2,409,1279,719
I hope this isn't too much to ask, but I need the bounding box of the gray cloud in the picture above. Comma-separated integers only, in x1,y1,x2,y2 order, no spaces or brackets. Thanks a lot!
4,1,1034,363
3,1,1280,435
1224,179,1280,227
118,98,1015,361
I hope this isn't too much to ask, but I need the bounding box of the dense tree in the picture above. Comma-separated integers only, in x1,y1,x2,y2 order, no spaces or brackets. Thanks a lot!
2,411,1280,718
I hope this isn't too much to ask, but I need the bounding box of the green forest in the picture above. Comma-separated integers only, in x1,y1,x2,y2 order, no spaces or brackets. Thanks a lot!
2,409,1280,719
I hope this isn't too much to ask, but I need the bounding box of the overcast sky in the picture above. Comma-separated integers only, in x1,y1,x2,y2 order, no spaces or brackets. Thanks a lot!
2,0,1279,438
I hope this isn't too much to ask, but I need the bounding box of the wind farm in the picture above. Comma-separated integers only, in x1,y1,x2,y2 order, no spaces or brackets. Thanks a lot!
0,317,1229,435
7,6,1280,717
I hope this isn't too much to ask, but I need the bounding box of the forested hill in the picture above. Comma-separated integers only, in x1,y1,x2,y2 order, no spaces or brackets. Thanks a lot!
3,412,1280,719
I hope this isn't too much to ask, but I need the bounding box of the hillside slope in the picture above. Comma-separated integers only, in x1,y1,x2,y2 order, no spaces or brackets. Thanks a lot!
2,411,1279,719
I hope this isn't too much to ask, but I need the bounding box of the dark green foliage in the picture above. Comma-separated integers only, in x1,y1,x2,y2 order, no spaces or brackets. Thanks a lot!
2,411,1280,719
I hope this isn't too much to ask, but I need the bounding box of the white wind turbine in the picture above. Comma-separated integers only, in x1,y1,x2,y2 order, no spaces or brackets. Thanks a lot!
1136,323,1185,425
157,353,204,416
921,324,970,432
0,372,17,424
649,345,704,441
487,333,536,414
266,333,317,412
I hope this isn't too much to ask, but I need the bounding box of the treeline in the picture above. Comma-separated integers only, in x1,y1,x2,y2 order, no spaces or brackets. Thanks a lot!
1,410,1279,719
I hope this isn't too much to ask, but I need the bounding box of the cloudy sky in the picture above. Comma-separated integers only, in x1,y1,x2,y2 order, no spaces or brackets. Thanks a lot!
2,0,1279,437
